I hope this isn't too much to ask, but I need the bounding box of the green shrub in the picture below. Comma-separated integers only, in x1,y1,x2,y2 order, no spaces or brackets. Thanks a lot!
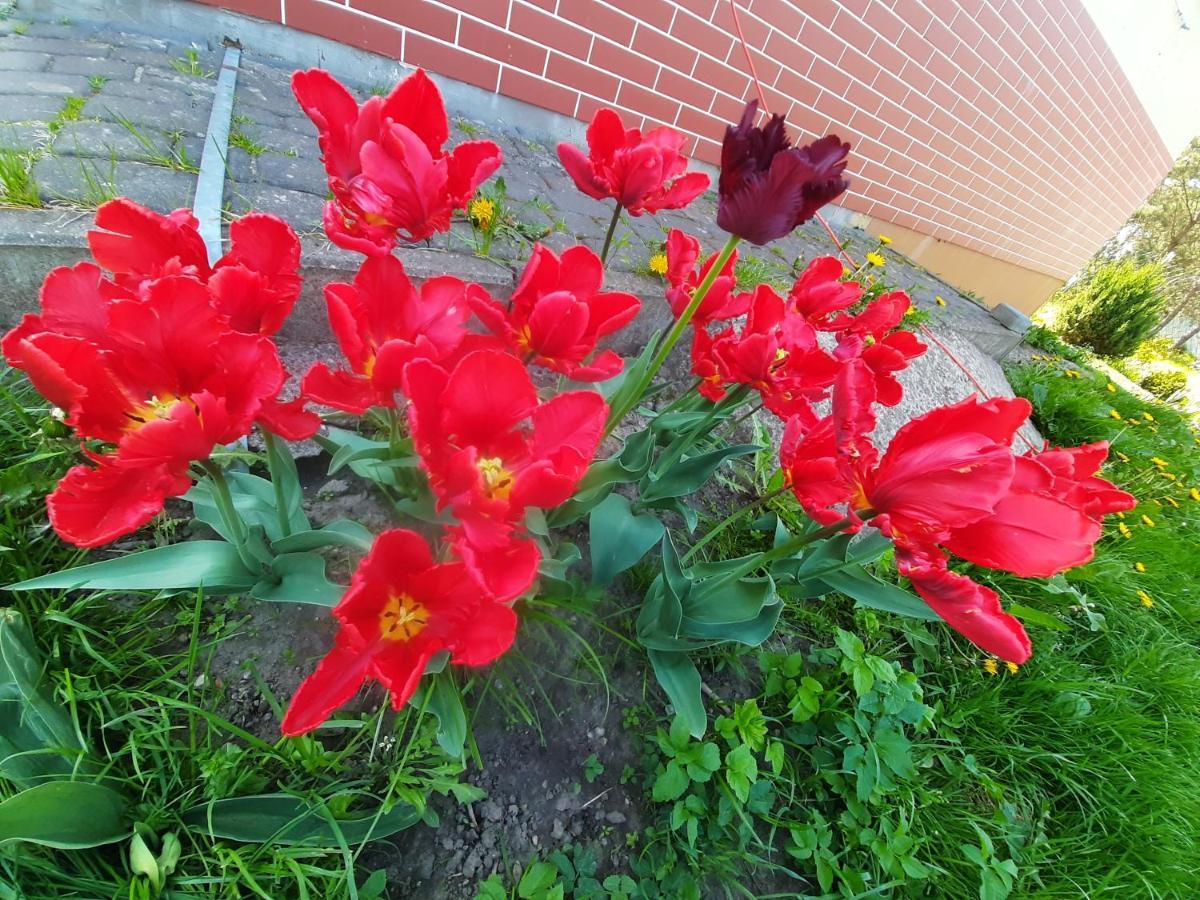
1141,366,1188,398
1023,323,1088,363
1132,335,1195,368
1056,261,1164,357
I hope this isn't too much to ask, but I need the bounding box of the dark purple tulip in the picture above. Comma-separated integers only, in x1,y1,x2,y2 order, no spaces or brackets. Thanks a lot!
717,101,852,245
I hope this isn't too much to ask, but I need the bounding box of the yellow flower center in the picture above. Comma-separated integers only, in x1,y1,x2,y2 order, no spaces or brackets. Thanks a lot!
477,456,515,500
648,252,668,276
126,394,181,430
469,196,495,229
378,593,428,642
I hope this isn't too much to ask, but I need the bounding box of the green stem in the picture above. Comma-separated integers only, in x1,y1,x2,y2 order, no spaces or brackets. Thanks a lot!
599,202,622,264
655,385,751,476
727,509,876,581
261,431,293,540
198,459,259,572
606,234,740,435
683,484,790,563
713,401,764,444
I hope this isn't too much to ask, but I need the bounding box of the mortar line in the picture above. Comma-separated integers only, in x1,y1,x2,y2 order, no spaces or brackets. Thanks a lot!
195,45,241,263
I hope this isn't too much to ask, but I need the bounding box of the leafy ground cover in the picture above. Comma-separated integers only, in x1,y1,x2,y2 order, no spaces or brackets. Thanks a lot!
4,344,1199,898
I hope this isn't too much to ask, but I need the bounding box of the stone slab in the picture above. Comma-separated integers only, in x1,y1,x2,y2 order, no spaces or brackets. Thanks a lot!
33,155,195,209
50,55,135,80
52,119,179,163
82,93,208,137
7,72,92,96
0,50,53,71
0,95,67,123
253,151,328,197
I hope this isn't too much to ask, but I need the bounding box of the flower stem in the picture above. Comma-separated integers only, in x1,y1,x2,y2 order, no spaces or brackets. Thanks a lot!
599,202,622,264
713,401,764,444
198,459,259,571
682,484,790,563
606,234,740,434
727,509,876,581
261,431,294,540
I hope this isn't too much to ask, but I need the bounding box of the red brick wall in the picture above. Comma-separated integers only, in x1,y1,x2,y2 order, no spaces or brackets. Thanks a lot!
201,0,1174,281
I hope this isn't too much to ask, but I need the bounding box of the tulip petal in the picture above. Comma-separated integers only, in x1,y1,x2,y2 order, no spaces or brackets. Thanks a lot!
48,458,192,549
281,643,374,736
902,562,1032,664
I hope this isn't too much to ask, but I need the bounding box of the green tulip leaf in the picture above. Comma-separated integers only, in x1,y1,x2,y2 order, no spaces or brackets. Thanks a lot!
0,781,127,849
4,542,258,593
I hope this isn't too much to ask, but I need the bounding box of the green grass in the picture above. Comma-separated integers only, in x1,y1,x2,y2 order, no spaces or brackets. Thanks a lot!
0,368,472,897
0,148,41,207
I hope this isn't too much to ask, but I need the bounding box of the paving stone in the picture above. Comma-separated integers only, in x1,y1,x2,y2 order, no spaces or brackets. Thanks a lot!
253,152,329,197
141,67,217,99
233,122,318,160
112,48,177,68
83,94,208,137
52,119,179,164
51,56,135,80
8,73,93,96
34,156,195,210
0,35,112,56
0,96,65,123
0,51,52,72
92,79,198,109
224,147,257,184
0,122,51,151
226,184,326,228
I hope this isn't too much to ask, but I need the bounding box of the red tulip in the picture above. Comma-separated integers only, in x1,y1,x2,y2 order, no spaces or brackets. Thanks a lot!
281,529,517,735
557,108,709,215
86,198,303,336
469,244,640,382
895,545,1032,664
404,349,606,599
3,275,291,547
788,256,862,325
302,255,478,413
664,229,745,326
692,284,840,418
717,101,850,245
292,68,502,255
825,290,911,340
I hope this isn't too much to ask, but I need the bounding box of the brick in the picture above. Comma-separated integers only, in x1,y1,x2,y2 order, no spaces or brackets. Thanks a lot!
404,32,499,92
774,66,820,109
287,0,401,58
590,37,657,88
676,103,724,141
459,18,546,73
510,2,592,60
669,9,732,62
449,0,510,25
558,0,635,46
692,54,748,99
657,67,715,111
797,21,846,67
546,52,617,101
499,67,578,117
618,80,679,126
351,0,457,42
634,24,697,76
608,0,675,31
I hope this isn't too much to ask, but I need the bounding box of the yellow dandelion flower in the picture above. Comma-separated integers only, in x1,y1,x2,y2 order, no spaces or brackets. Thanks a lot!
866,251,886,267
1190,487,1200,502
1005,661,1020,675
842,266,851,277
648,252,668,277
1141,514,1156,527
1109,409,1123,420
1117,511,1125,519
1164,496,1180,508
1137,589,1155,609
1161,471,1178,481
1065,369,1081,378
1106,382,1117,393
936,295,947,307
1151,456,1168,467
1142,412,1155,422
1134,561,1146,573
468,196,495,230
1126,418,1140,426
1118,522,1133,539
878,234,893,245
983,659,998,676
1115,451,1130,462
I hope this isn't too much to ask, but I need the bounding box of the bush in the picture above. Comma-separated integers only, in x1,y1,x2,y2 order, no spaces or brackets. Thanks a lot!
1132,335,1195,368
1056,260,1163,357
1023,323,1088,363
1141,366,1188,398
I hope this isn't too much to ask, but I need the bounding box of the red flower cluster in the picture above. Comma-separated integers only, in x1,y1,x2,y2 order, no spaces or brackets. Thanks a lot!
282,528,517,735
2,199,317,547
470,244,640,381
671,238,926,426
406,349,606,601
558,108,709,215
780,359,1135,662
292,68,502,256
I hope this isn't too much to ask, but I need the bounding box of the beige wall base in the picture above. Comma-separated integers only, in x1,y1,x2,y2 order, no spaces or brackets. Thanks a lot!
853,215,1065,314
